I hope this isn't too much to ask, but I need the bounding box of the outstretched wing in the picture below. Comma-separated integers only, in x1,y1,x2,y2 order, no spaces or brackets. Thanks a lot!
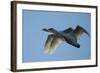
44,34,63,54
73,25,90,40
44,34,54,54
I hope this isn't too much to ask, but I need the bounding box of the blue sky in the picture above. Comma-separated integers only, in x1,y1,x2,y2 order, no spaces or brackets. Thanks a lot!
22,10,91,63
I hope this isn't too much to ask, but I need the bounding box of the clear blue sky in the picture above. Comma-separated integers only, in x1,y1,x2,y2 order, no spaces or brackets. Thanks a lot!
22,10,91,63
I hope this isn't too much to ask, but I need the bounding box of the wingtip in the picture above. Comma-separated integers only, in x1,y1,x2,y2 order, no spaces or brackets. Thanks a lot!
87,33,90,36
76,25,90,36
44,48,54,55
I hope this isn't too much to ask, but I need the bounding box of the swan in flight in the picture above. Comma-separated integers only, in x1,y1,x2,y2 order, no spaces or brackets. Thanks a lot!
42,25,90,54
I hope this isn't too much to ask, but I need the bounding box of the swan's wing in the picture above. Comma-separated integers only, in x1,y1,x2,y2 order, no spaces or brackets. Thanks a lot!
44,35,63,54
62,27,73,33
44,34,54,53
73,25,90,40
